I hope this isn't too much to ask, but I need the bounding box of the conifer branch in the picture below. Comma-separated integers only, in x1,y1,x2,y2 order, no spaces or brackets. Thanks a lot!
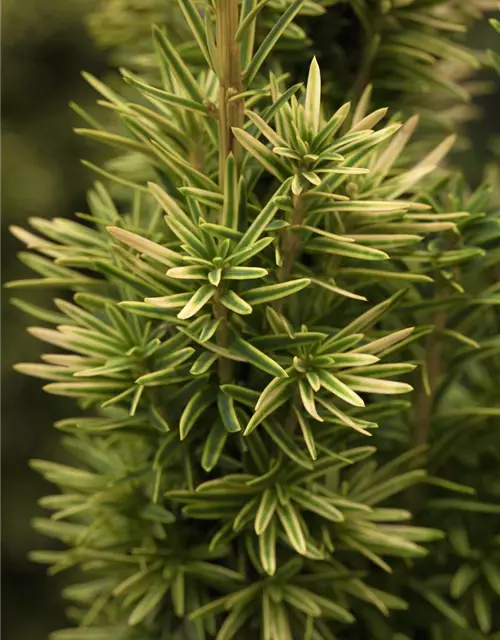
9,3,500,638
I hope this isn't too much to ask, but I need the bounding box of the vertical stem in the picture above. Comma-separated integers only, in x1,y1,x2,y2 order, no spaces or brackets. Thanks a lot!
279,195,304,282
413,245,457,449
285,391,299,435
274,195,304,313
407,305,445,513
413,307,446,448
347,4,383,126
216,0,244,186
409,247,458,511
213,294,233,383
214,0,245,382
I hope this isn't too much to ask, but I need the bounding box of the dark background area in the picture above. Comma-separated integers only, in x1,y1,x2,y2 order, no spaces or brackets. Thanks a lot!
1,2,499,639
2,2,108,637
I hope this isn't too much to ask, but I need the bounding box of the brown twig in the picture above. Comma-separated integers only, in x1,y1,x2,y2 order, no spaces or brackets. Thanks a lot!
213,0,246,383
216,0,244,185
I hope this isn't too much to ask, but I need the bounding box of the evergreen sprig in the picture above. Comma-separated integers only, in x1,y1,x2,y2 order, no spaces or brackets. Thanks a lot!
10,0,500,638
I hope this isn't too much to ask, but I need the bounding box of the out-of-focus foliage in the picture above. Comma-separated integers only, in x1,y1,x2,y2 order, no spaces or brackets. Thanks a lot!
88,0,192,67
2,1,106,639
87,0,499,138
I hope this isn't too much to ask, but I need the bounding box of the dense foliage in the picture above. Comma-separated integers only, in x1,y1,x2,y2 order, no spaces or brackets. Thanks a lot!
10,1,500,639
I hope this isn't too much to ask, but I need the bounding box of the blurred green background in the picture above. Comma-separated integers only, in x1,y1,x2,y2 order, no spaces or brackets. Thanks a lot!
1,2,499,639
2,1,107,637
